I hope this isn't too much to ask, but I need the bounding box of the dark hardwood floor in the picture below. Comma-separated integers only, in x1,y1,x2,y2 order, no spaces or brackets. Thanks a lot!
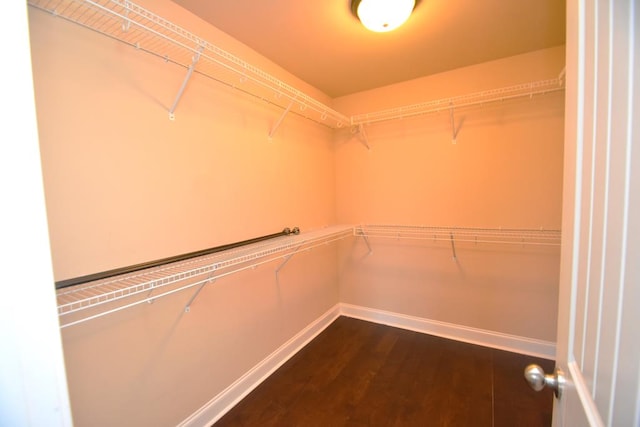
214,316,555,426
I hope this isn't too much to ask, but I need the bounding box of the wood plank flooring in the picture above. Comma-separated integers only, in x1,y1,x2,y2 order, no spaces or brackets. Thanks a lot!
214,316,554,426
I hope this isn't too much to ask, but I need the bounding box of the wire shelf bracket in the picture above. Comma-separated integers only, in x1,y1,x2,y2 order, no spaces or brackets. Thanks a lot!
121,0,131,32
27,0,351,130
169,43,204,121
449,103,463,144
355,226,373,255
558,67,566,86
350,124,371,150
449,232,457,259
184,275,215,313
274,244,302,282
269,98,295,139
145,283,156,304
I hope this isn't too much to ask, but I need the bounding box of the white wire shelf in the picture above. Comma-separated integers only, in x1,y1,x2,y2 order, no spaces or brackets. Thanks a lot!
27,0,350,129
56,225,354,328
350,77,566,126
27,0,565,133
53,223,560,327
355,224,562,247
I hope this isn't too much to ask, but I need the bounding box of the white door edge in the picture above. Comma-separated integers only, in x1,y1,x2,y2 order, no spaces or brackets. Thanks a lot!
567,360,605,427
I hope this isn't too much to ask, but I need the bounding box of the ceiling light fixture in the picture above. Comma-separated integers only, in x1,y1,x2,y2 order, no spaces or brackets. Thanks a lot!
351,0,416,33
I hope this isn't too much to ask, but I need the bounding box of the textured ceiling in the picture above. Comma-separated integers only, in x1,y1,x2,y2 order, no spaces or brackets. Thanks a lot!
171,0,565,98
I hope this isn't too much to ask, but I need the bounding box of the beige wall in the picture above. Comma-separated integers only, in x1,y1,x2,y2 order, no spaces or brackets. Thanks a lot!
334,47,565,342
29,0,565,423
59,246,338,427
29,2,338,426
29,3,335,283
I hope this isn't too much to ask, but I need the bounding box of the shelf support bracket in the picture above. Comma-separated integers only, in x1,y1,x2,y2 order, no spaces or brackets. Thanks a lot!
358,227,373,255
358,124,371,150
185,275,216,313
450,232,457,259
275,244,303,281
122,1,131,32
449,104,461,144
169,44,204,121
558,67,567,86
146,284,156,304
269,99,295,139
362,234,372,255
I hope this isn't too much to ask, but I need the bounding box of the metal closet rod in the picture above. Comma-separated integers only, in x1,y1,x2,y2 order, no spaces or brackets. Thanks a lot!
54,227,300,290
57,229,351,328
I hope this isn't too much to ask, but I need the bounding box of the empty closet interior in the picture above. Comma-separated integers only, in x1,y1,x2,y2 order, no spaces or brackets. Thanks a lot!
27,0,566,425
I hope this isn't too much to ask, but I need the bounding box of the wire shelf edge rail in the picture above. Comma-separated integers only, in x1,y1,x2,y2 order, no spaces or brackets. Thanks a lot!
56,225,354,328
27,0,350,128
355,224,562,246
350,77,566,126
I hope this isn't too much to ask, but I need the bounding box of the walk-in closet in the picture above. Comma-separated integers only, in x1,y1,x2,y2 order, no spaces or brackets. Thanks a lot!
12,0,639,426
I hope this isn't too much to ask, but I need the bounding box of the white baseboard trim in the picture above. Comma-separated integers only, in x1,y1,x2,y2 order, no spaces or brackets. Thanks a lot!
180,303,555,426
178,304,341,427
339,303,556,360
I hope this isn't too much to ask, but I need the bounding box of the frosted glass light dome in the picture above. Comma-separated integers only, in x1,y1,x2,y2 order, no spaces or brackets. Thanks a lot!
353,0,416,33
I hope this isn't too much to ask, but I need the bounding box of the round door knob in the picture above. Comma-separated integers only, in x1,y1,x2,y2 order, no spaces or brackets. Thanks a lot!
524,364,565,398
